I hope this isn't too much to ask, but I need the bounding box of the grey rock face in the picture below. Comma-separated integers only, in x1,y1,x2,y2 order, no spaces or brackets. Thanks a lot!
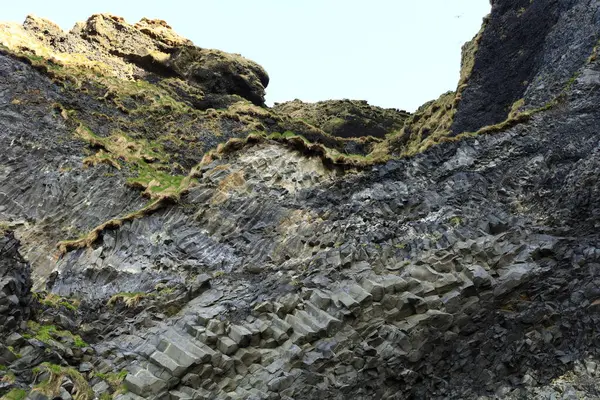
1,0,600,399
0,232,32,334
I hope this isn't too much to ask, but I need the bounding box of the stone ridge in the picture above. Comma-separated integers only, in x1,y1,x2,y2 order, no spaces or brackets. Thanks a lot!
1,13,269,106
273,99,410,139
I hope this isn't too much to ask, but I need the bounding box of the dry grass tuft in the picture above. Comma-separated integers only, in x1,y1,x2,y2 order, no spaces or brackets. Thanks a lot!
107,292,146,308
57,198,164,255
32,363,93,400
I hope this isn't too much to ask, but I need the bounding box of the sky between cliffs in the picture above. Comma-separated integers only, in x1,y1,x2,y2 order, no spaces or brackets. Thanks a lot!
6,0,490,112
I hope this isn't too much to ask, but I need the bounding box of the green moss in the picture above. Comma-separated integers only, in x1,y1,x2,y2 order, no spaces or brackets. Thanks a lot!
564,71,581,93
154,284,176,295
33,292,80,312
508,98,525,119
74,122,192,197
6,347,21,359
2,388,28,400
449,216,463,227
27,322,88,348
290,278,303,287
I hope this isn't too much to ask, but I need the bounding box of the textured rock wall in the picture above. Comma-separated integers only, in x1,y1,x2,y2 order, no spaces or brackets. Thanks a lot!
43,51,600,398
0,232,32,335
451,0,600,134
1,1,600,399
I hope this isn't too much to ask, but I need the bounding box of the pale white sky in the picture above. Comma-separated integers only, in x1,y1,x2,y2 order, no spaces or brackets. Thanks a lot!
4,1,490,111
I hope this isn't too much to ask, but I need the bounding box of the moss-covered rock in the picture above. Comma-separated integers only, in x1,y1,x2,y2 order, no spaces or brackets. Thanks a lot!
1,14,269,106
168,46,269,106
273,99,410,138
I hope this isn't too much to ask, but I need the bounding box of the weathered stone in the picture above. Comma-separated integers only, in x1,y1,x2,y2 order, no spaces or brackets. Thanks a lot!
217,336,239,356
268,374,294,392
464,265,492,288
494,264,535,297
92,380,111,395
360,278,385,302
124,368,168,396
1,2,600,399
228,324,253,348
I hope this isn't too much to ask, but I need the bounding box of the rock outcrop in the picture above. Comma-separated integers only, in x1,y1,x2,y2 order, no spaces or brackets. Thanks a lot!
0,231,32,335
451,0,600,134
273,99,410,138
0,2,600,399
14,14,269,107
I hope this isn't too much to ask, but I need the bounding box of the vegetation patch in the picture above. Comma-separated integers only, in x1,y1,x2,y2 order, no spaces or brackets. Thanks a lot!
107,292,147,308
1,388,28,400
57,198,164,255
588,39,600,63
1,372,16,384
74,124,191,199
380,91,457,157
94,370,127,390
26,322,88,348
197,131,388,170
449,216,463,227
33,292,80,312
32,363,93,400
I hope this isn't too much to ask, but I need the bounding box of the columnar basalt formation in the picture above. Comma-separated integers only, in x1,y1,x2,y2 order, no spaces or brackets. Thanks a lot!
0,2,600,399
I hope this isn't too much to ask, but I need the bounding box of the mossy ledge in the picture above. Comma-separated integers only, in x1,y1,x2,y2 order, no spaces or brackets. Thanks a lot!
197,131,389,170
200,95,559,170
57,198,164,255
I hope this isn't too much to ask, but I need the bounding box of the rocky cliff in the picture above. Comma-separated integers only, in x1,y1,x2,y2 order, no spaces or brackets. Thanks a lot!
0,2,600,399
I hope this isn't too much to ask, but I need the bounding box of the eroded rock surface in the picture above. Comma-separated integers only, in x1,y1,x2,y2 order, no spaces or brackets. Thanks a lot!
6,14,269,107
0,1,600,399
0,232,32,335
451,0,600,133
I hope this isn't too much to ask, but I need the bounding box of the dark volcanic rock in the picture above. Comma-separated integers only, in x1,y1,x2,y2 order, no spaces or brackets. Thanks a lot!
0,1,600,399
451,0,600,134
273,99,410,138
0,232,32,335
